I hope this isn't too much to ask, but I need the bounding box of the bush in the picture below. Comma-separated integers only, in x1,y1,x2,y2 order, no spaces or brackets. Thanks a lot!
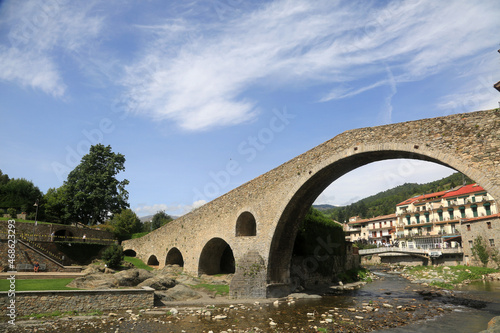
7,208,16,218
101,244,124,269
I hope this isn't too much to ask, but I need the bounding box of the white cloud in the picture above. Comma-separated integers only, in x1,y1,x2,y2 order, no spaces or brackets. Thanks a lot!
134,200,206,217
0,0,104,97
123,0,500,131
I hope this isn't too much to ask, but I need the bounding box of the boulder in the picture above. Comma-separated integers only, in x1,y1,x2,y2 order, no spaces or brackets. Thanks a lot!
81,265,104,275
156,284,202,301
67,273,117,289
114,268,154,286
138,276,176,290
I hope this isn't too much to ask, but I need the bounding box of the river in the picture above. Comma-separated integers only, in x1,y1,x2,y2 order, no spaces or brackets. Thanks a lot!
4,269,500,332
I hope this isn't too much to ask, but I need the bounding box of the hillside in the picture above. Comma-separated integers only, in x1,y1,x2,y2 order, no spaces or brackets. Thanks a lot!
321,172,472,222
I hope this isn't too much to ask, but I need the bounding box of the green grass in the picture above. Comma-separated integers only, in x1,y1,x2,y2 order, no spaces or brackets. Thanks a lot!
123,256,154,271
131,232,150,239
0,278,78,291
190,283,229,296
0,216,57,225
404,265,499,289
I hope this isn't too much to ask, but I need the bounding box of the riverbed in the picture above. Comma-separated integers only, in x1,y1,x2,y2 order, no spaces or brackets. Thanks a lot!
3,269,499,332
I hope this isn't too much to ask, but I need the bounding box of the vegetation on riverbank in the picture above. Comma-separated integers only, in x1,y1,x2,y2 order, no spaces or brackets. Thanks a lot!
123,255,154,271
400,265,499,289
0,278,77,291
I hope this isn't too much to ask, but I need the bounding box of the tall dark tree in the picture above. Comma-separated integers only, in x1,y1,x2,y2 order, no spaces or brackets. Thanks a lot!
151,210,173,230
0,170,9,185
65,144,129,225
0,177,42,214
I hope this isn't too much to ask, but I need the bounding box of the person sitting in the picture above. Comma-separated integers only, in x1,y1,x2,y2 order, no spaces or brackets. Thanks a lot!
33,262,40,273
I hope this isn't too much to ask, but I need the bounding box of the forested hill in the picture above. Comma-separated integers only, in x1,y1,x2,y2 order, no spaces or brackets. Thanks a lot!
319,172,472,223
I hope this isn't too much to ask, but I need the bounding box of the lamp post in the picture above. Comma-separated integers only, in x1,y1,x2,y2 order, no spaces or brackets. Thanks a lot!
32,199,39,241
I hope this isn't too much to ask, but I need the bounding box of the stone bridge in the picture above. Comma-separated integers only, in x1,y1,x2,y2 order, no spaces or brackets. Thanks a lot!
123,109,500,298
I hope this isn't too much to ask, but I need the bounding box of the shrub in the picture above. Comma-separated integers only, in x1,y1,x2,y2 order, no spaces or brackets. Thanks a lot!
7,208,16,218
101,244,124,269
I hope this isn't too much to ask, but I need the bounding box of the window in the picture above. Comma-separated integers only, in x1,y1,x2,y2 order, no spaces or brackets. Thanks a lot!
472,205,478,218
490,239,495,247
448,208,454,220
438,211,443,221
459,206,466,218
484,203,492,216
487,222,492,229
466,225,471,231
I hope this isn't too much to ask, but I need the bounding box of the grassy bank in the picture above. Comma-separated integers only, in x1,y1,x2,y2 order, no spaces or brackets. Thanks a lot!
401,265,499,289
123,256,154,271
0,278,77,291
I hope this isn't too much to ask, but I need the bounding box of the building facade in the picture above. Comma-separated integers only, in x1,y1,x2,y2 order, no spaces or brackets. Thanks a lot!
344,214,397,245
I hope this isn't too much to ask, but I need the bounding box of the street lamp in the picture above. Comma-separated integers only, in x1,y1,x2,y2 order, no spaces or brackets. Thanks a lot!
32,199,39,241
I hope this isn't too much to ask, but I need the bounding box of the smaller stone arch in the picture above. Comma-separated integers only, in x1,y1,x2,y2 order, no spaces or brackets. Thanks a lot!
198,238,235,275
54,229,74,241
165,247,184,267
235,211,257,236
123,249,136,257
147,254,159,266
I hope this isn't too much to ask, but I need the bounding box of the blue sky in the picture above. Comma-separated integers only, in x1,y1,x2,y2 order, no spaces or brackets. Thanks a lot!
1,0,499,217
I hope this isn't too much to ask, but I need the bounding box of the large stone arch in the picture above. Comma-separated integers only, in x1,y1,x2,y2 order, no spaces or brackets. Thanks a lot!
266,132,500,292
198,238,235,275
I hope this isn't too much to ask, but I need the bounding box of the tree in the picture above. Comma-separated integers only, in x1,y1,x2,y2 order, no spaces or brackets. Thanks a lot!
64,144,129,225
102,244,124,269
151,210,173,230
0,169,9,185
43,186,71,224
0,178,43,214
111,208,142,240
472,236,490,267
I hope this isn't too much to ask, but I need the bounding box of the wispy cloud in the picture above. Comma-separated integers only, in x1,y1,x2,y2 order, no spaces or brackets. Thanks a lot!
123,0,499,131
0,0,104,97
134,200,206,217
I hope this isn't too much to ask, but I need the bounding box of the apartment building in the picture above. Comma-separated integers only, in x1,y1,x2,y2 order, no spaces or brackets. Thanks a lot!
395,184,498,250
344,214,397,245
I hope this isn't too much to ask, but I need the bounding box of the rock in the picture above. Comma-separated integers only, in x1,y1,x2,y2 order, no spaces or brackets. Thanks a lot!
355,316,364,320
382,303,393,308
81,265,104,275
138,276,176,290
156,284,202,301
104,268,115,274
66,273,117,289
114,268,154,286
170,308,179,316
214,315,227,320
273,300,280,307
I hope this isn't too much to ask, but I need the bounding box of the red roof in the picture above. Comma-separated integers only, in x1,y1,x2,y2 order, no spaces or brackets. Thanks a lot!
396,190,448,206
442,184,485,198
347,213,396,224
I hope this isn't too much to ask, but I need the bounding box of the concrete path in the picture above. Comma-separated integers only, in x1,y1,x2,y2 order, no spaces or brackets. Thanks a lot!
0,271,84,279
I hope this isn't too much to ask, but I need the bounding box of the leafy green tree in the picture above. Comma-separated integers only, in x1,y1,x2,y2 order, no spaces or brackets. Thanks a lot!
111,208,142,240
43,186,71,224
64,144,129,225
0,178,42,214
151,210,173,230
102,244,124,269
472,236,490,267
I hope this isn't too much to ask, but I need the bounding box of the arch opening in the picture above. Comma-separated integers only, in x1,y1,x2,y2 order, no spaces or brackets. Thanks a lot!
166,247,184,267
54,229,74,241
147,254,159,266
123,249,136,257
267,150,473,287
236,211,257,236
198,238,235,275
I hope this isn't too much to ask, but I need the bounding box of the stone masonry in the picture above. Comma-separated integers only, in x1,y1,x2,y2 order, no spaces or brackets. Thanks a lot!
123,109,500,298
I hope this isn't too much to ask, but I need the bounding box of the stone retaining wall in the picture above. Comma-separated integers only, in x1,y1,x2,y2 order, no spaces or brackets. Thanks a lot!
0,287,154,317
